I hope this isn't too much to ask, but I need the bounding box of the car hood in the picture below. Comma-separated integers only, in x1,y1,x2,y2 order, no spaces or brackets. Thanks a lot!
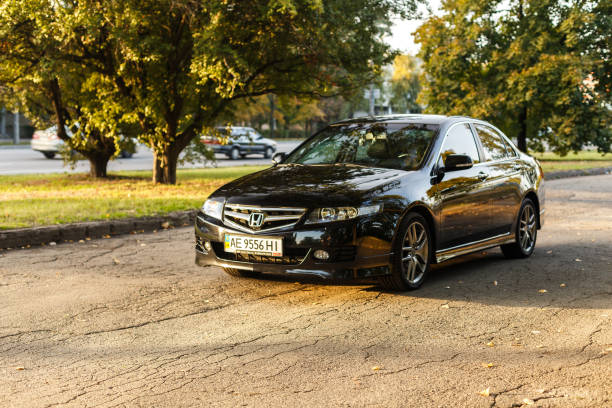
211,164,407,207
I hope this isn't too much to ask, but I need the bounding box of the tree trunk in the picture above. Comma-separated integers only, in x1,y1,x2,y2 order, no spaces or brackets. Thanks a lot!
517,106,528,152
153,148,179,184
88,155,109,178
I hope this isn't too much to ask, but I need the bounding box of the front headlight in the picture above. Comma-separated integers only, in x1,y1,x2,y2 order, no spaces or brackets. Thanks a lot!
202,198,224,220
305,204,382,224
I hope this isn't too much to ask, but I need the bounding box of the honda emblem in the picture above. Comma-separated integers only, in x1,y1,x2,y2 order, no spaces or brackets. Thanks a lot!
248,212,265,228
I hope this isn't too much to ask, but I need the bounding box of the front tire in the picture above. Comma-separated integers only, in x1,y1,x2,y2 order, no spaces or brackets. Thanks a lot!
501,198,537,259
264,147,274,159
223,268,261,278
43,152,56,159
229,148,240,160
379,212,432,291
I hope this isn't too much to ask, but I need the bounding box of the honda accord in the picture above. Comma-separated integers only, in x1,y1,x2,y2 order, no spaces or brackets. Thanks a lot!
195,115,544,290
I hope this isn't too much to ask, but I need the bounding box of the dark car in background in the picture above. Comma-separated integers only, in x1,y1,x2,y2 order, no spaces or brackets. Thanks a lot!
195,114,545,290
201,126,277,160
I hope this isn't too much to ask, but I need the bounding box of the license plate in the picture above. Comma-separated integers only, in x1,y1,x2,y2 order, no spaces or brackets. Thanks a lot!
224,234,283,257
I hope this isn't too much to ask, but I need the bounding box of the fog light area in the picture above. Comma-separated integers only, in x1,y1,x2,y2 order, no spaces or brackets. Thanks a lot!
204,241,212,251
313,249,330,260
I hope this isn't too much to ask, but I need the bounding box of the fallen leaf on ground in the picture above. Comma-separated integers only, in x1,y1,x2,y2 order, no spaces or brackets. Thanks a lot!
15,366,25,371
575,258,582,262
103,234,111,239
486,341,495,347
371,366,381,371
538,289,548,293
140,243,146,247
481,363,494,368
560,283,566,287
531,330,541,335
161,221,170,229
522,398,534,405
479,388,490,397
493,280,498,286
440,304,450,309
605,347,612,353
49,242,56,246
112,257,120,265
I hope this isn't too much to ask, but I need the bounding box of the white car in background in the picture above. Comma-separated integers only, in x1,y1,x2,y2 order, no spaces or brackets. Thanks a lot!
31,125,134,159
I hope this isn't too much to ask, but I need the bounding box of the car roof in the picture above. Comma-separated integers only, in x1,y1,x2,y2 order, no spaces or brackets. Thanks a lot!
333,114,474,126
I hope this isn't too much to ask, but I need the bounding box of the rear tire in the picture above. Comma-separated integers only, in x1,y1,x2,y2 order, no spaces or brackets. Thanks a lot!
501,198,537,259
264,147,274,159
229,148,240,160
43,152,56,159
223,268,261,278
379,212,432,291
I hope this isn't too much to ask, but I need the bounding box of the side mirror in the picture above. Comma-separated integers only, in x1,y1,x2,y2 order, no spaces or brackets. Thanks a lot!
444,154,473,172
272,152,286,165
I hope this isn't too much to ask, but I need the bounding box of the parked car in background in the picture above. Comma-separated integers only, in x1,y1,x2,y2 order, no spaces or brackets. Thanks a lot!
201,126,277,160
31,125,135,159
195,114,545,290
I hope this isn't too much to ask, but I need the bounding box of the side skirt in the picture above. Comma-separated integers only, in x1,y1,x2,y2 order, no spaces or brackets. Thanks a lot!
436,233,514,263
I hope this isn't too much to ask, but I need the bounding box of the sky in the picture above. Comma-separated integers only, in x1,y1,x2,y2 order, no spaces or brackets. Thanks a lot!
387,0,442,55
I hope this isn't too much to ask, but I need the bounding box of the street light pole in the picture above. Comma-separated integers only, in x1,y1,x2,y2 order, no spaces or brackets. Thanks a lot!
14,111,20,144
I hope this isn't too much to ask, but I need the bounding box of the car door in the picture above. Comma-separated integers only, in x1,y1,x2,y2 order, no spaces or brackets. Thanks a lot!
248,130,266,153
435,123,492,249
472,123,523,237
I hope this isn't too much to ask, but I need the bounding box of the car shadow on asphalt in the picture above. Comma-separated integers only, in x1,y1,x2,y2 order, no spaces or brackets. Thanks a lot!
236,242,611,309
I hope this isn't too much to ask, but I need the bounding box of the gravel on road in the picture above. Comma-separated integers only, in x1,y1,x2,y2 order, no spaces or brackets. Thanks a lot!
1,175,611,407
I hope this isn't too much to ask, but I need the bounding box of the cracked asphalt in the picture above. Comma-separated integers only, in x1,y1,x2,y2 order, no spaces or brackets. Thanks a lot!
1,174,611,407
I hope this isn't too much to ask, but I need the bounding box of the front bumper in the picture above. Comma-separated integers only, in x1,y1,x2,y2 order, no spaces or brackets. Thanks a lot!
31,139,61,153
194,212,393,280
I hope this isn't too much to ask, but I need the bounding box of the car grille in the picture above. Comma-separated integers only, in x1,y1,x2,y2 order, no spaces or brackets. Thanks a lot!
223,204,306,233
211,242,308,265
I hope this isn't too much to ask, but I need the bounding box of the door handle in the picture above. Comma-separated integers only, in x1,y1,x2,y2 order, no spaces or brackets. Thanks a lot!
478,172,488,181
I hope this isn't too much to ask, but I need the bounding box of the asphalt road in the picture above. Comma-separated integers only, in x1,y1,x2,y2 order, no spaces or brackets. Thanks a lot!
0,141,301,175
1,175,611,407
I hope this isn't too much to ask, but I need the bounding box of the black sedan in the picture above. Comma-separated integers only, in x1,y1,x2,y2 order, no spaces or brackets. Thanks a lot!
195,115,545,290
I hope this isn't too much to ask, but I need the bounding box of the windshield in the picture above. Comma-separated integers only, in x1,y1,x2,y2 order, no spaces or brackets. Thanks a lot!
284,122,438,170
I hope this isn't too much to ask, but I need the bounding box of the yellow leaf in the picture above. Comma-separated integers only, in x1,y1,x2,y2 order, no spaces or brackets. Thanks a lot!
522,398,534,405
440,304,450,309
538,289,547,293
371,366,381,371
486,341,495,347
479,388,490,397
560,283,566,287
481,362,494,368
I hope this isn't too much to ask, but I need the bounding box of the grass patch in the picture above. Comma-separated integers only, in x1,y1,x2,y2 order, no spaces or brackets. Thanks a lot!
0,166,267,229
533,151,612,173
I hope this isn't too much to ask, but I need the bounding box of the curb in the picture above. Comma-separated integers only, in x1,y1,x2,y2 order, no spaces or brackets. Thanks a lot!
544,166,612,180
1,167,611,250
0,210,197,250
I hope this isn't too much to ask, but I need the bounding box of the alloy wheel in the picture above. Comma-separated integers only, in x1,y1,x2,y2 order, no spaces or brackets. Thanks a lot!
519,204,537,252
402,221,429,284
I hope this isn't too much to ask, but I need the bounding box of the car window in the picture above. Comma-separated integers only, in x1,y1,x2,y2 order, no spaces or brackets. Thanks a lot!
439,123,480,165
284,123,438,171
475,124,509,161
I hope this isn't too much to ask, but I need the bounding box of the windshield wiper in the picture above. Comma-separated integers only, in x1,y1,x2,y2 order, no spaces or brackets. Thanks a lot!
332,162,368,168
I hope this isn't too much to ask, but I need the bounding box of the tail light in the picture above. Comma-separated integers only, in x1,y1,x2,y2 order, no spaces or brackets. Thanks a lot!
32,133,40,140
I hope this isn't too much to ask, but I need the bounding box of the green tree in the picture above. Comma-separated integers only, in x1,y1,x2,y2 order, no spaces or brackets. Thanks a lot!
75,0,419,183
416,0,611,154
390,54,422,114
0,1,131,177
